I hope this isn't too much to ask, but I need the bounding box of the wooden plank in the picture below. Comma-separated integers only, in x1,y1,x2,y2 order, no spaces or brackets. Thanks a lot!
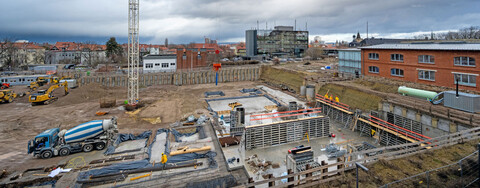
170,146,211,156
358,118,418,143
316,99,354,114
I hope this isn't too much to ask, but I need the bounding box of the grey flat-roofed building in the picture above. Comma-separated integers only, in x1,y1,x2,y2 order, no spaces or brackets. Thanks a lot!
338,48,361,74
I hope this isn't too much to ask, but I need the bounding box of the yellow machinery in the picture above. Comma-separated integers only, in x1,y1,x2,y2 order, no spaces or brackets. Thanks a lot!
0,90,17,103
29,82,69,105
228,102,242,110
29,76,49,91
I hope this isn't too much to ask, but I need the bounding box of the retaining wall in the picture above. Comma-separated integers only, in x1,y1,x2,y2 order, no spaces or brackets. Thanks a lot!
78,67,261,87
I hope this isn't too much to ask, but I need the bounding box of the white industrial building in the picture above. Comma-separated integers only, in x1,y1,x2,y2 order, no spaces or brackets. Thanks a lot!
143,55,177,73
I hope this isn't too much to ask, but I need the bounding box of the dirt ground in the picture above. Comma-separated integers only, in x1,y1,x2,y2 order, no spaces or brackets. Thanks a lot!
0,81,258,173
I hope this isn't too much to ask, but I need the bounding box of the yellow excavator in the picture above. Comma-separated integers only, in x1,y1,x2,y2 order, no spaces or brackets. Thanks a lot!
28,76,49,91
29,82,69,105
0,90,17,103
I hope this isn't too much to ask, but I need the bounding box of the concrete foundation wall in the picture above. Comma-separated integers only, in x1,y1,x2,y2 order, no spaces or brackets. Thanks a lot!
380,101,458,138
78,67,260,87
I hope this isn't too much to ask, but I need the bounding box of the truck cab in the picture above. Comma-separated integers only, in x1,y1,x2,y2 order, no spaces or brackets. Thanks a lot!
28,128,59,159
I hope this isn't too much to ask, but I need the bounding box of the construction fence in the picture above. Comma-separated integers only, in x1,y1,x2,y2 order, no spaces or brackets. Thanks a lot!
77,67,261,87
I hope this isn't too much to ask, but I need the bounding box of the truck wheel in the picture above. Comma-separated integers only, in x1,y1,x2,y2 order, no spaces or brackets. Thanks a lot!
59,148,70,156
41,151,53,159
8,98,12,103
83,144,94,152
95,142,106,150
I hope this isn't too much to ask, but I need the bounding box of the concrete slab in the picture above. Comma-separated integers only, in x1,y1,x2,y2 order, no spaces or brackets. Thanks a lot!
222,145,244,169
150,133,167,163
208,96,276,114
115,139,147,153
257,85,305,107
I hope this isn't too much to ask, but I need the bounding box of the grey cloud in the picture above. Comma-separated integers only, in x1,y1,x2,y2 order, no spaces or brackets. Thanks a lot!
0,0,478,43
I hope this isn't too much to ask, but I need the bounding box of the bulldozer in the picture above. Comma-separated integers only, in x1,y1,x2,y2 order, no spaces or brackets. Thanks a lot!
29,82,69,105
0,90,17,103
28,76,49,91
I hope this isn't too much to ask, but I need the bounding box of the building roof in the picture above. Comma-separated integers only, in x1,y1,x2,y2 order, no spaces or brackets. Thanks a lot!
338,48,361,51
360,43,480,51
143,54,176,59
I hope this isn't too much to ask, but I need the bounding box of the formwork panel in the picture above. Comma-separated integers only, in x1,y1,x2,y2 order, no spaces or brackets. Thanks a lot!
245,116,330,150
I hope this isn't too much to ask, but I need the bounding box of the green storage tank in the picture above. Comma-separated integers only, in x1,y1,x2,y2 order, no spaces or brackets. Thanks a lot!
398,86,438,100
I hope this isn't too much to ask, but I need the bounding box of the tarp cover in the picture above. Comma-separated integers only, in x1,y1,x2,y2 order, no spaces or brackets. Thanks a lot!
76,159,152,183
104,131,152,155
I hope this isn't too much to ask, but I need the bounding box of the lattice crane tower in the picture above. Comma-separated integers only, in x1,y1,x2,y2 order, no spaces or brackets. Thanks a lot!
128,0,139,104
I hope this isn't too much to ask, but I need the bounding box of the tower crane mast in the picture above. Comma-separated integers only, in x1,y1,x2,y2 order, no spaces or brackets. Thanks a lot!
127,0,140,105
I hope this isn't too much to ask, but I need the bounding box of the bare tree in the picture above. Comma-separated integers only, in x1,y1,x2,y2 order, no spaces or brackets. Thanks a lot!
81,41,101,67
305,47,324,60
414,26,480,40
0,38,18,70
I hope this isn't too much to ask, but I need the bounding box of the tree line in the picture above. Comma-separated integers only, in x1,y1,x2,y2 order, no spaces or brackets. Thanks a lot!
414,26,480,40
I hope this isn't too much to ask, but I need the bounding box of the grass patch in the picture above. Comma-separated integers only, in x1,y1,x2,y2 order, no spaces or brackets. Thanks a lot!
317,84,383,111
260,66,306,93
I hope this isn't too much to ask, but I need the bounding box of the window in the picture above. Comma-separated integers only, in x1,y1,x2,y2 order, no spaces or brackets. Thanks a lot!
368,66,379,73
418,70,435,81
418,55,434,64
161,63,169,68
454,73,477,87
145,63,153,68
368,53,379,60
391,68,404,77
391,54,403,61
155,63,160,66
454,57,475,66
170,63,176,66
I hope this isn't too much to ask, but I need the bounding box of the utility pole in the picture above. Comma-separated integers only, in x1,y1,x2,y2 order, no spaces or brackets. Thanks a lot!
128,0,140,105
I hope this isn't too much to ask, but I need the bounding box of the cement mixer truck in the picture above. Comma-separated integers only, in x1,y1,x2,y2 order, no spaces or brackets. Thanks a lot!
27,117,118,159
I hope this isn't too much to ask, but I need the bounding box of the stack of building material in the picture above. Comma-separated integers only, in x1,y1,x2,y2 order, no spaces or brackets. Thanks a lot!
289,146,321,172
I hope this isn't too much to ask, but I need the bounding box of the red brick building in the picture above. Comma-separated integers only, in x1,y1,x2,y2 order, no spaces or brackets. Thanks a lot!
361,43,480,92
176,48,208,70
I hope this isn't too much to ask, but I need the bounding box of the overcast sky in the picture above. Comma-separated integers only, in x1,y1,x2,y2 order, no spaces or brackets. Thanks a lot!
0,0,479,44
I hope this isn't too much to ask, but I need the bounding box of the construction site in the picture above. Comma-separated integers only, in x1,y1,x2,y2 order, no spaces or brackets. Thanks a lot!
0,54,479,187
1,1,480,188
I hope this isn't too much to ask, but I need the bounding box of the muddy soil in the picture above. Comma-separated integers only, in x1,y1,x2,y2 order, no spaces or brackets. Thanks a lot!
0,81,257,173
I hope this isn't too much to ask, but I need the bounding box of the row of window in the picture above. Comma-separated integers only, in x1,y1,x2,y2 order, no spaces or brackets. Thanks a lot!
368,53,476,66
0,78,35,83
368,66,477,86
145,63,176,69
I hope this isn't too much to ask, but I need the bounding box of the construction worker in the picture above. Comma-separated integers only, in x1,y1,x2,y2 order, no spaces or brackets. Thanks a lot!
329,95,333,101
324,93,329,99
371,129,376,137
335,96,340,103
161,153,168,169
